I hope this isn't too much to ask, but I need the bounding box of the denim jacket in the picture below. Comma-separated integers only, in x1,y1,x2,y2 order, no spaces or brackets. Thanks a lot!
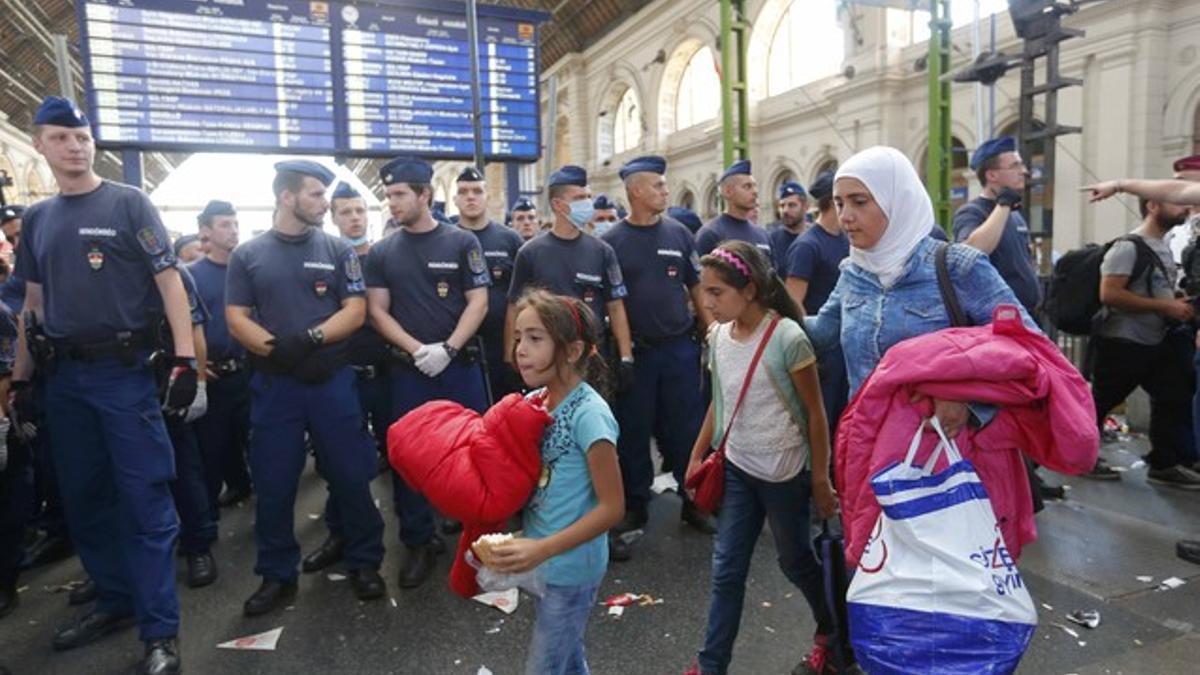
805,237,1038,397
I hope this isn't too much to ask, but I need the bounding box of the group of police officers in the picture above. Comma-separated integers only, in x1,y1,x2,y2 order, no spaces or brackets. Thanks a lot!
0,92,876,675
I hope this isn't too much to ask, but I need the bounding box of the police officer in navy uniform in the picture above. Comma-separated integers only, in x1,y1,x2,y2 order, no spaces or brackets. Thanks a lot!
189,200,253,511
12,96,196,674
159,264,219,589
226,160,385,614
767,181,808,272
511,197,540,241
365,157,491,588
1,203,73,573
301,181,394,574
695,160,773,258
602,156,716,559
453,167,525,403
591,194,619,236
0,295,24,621
504,165,634,381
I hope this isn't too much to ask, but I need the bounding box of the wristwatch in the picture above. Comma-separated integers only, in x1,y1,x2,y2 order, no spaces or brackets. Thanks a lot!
307,327,325,346
443,343,460,359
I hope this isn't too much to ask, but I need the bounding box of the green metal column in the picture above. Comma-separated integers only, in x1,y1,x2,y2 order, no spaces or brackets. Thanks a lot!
926,0,953,233
719,0,750,165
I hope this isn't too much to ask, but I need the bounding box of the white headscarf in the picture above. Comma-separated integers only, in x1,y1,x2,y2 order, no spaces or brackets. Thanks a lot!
836,146,935,288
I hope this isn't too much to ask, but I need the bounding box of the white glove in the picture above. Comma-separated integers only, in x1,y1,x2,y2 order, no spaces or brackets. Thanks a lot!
414,342,453,378
184,381,208,422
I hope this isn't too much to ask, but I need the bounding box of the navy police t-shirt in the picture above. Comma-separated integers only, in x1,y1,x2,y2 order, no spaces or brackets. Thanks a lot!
508,230,627,324
226,228,364,359
768,226,803,274
952,196,1041,315
695,213,773,260
364,223,491,345
601,217,699,339
15,181,176,341
461,221,523,339
187,256,243,360
346,249,391,366
785,226,849,315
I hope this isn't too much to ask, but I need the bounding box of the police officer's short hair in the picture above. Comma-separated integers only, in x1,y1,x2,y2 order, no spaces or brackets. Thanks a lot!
272,170,310,200
1139,197,1151,219
548,184,575,201
975,155,1003,186
817,195,834,213
403,182,432,204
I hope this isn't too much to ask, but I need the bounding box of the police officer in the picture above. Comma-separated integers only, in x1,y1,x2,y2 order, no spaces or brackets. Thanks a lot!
668,205,704,236
453,167,525,403
767,181,808,273
365,157,490,589
954,136,1040,317
189,200,253,511
0,296,23,620
601,156,716,559
160,264,218,589
1,204,72,571
695,160,773,258
511,197,540,241
505,165,634,380
591,194,619,236
172,234,203,264
13,96,195,674
226,160,385,614
301,181,393,574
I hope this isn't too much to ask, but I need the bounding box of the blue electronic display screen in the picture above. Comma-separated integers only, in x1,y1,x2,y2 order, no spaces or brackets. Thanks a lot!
76,0,545,161
338,2,541,160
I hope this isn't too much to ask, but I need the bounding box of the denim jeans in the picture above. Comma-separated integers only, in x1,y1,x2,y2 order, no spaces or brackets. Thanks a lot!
526,581,601,675
698,462,832,675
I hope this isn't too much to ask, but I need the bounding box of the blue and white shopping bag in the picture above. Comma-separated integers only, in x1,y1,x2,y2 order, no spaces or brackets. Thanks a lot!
847,418,1037,675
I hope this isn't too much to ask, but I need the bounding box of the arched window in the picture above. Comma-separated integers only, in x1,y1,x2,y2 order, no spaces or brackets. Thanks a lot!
554,115,571,167
703,183,720,219
25,167,48,202
678,189,695,210
1193,103,1200,155
767,0,845,97
813,158,838,184
917,137,971,213
0,155,16,206
676,46,720,131
613,88,642,155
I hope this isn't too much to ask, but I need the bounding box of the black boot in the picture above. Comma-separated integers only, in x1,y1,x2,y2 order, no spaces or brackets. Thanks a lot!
301,534,344,573
141,637,181,675
349,568,386,600
243,579,298,617
51,611,136,651
681,498,718,535
186,552,218,588
397,540,441,589
68,578,96,606
0,585,17,620
22,532,74,569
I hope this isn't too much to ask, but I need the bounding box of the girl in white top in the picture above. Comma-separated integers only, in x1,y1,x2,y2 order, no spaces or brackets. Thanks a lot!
684,241,854,675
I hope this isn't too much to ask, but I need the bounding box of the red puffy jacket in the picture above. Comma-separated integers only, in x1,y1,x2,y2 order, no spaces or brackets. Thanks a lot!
388,392,551,597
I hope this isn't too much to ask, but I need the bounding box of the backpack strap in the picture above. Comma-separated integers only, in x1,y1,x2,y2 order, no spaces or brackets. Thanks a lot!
936,242,969,328
1122,234,1171,294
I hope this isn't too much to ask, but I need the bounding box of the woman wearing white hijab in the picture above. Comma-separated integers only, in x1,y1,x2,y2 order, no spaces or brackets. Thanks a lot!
805,146,1035,436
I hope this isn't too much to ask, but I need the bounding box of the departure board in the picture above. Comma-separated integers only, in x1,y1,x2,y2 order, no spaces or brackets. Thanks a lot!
339,2,540,159
75,0,546,161
78,0,337,153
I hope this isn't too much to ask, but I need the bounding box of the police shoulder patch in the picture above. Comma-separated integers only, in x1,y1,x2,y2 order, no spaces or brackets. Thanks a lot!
138,227,167,255
468,247,485,275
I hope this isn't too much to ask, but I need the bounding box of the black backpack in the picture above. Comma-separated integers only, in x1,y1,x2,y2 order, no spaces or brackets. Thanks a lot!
1044,234,1165,335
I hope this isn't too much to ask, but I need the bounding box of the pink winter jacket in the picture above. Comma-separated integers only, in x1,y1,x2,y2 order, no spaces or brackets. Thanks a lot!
836,305,1099,568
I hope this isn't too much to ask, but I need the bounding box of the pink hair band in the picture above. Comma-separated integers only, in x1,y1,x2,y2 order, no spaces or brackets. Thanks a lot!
712,248,750,278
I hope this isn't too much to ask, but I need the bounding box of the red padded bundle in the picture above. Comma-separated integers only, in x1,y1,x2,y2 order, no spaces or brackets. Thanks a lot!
388,392,551,597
